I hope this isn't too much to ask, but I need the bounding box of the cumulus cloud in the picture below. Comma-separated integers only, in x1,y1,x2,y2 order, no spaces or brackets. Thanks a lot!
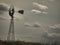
42,32,60,42
49,24,60,29
33,2,48,10
41,24,60,42
44,33,60,41
0,3,8,14
24,22,58,39
48,24,60,34
31,9,48,14
42,11,48,14
24,22,41,28
48,33,60,37
31,9,42,14
24,22,32,27
32,2,48,15
33,22,41,28
42,24,60,41
49,25,56,29
0,16,7,20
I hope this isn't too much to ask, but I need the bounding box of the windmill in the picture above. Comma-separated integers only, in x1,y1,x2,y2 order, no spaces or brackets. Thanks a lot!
7,0,24,41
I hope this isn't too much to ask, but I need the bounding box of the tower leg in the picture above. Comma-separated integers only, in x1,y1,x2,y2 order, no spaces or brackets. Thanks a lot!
7,18,15,41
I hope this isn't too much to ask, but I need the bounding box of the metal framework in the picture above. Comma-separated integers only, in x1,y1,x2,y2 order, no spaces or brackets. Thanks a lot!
7,18,15,41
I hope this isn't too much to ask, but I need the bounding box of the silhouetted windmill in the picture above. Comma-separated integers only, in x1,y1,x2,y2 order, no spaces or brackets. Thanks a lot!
7,0,24,41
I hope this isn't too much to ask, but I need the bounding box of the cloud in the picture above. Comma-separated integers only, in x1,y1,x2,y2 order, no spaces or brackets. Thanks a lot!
24,22,32,27
24,22,41,28
0,3,8,14
33,22,41,28
0,16,7,20
31,9,42,14
42,32,60,42
42,24,60,41
48,24,60,34
31,9,48,14
49,25,56,29
42,11,48,14
49,24,60,29
24,23,60,41
41,24,60,42
48,33,60,37
32,2,48,15
46,33,60,41
33,2,48,10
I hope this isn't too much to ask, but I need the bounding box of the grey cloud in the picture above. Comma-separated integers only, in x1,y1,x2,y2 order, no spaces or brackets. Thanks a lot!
24,22,41,28
38,24,60,43
48,24,60,34
42,32,60,42
31,9,42,14
47,33,60,41
31,9,48,15
33,2,48,10
32,2,48,15
0,16,7,20
49,24,60,29
0,3,8,14
24,22,32,27
20,22,60,41
42,11,48,14
41,32,56,43
49,28,60,33
42,24,60,41
32,22,41,28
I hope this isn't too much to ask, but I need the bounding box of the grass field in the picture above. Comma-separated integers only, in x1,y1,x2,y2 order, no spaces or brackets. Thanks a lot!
0,40,60,45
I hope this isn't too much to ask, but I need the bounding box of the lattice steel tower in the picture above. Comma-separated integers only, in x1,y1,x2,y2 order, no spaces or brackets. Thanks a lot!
7,18,15,41
7,5,24,41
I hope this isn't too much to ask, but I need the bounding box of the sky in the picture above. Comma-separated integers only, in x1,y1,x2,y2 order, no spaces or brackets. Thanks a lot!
0,0,60,43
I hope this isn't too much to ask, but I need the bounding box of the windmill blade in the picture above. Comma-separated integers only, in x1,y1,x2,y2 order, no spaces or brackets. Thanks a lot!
18,10,24,14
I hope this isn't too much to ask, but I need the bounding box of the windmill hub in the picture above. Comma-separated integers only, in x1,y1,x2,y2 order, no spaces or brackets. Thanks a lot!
9,6,14,19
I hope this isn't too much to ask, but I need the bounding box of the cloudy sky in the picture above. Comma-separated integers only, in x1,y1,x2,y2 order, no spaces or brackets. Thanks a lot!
0,0,60,43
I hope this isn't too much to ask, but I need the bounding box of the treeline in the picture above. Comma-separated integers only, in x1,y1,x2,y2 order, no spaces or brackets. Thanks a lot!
0,40,60,45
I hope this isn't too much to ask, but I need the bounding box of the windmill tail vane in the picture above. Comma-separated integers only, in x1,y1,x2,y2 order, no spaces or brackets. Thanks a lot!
18,10,24,14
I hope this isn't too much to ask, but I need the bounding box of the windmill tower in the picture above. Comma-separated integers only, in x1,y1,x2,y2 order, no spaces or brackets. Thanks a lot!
7,18,15,41
7,1,24,41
